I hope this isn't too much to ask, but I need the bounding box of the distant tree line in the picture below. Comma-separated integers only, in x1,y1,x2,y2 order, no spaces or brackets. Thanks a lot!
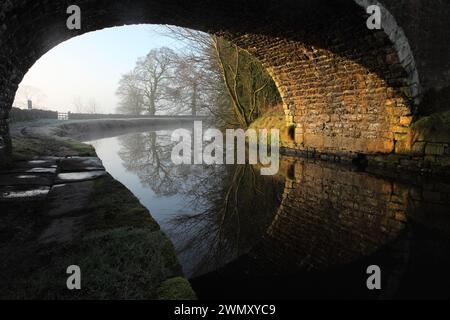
116,28,281,128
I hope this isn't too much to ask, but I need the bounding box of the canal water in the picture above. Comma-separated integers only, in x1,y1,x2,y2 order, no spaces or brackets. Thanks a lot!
86,125,450,299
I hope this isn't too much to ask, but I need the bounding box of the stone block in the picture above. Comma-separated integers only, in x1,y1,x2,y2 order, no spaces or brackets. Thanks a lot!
411,142,426,156
395,137,412,154
425,143,446,156
399,116,412,126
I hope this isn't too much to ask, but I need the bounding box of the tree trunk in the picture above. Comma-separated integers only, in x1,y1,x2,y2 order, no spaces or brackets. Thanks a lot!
191,82,198,116
148,94,156,116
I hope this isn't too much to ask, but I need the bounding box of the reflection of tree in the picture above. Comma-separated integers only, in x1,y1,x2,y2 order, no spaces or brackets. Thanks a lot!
116,130,284,277
168,164,284,277
118,131,187,196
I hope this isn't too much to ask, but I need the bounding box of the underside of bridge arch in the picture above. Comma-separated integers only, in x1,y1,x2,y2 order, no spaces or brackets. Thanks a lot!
2,0,449,164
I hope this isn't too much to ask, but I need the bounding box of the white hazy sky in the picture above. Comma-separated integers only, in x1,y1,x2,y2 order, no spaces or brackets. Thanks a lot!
14,24,185,113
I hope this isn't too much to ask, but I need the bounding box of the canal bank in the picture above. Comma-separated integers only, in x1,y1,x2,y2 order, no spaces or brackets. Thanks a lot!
78,119,450,299
0,119,196,299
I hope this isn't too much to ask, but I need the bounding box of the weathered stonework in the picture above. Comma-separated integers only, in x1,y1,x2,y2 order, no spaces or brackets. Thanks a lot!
0,119,11,165
1,0,450,166
355,0,421,105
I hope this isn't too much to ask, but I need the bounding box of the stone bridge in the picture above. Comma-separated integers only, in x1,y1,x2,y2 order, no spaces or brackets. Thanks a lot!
1,0,450,164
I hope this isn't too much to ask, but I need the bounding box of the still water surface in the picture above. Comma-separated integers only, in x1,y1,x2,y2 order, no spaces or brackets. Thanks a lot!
87,125,450,299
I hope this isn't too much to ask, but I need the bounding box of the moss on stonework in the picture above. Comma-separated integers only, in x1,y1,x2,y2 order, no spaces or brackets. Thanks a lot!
249,104,293,147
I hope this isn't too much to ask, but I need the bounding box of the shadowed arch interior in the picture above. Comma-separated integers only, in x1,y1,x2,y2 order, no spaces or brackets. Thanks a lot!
0,0,427,160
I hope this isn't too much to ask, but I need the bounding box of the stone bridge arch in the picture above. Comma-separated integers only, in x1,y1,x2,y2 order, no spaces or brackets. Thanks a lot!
1,0,449,163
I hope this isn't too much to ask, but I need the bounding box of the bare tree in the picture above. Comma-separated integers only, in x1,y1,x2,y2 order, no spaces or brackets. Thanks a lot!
116,70,145,115
162,26,281,128
87,98,99,114
134,47,178,115
211,36,279,128
161,26,236,125
73,96,84,113
168,57,204,116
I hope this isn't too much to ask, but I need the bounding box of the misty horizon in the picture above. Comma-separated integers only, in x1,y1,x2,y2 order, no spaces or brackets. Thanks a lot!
13,24,188,114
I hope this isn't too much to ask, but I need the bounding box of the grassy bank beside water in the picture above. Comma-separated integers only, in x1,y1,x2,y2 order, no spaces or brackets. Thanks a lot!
0,120,196,299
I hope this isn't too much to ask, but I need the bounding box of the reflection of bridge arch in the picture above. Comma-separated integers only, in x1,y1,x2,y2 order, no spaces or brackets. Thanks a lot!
3,0,450,163
264,156,409,271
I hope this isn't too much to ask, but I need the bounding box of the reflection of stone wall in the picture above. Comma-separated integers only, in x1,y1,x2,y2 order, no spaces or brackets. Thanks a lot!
407,181,450,234
258,156,450,273
261,157,408,271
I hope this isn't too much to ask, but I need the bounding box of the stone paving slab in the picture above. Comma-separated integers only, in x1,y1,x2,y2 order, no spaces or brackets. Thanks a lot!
38,216,87,244
16,159,59,168
0,167,58,174
59,157,104,172
33,157,61,161
0,186,51,201
0,157,106,202
45,181,94,217
0,160,58,175
0,173,55,186
55,171,107,184
24,167,58,174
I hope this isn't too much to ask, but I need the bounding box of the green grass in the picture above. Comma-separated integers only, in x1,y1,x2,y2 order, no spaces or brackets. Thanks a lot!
1,133,195,299
61,138,96,155
11,135,95,161
0,174,191,300
4,227,183,299
88,176,161,232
